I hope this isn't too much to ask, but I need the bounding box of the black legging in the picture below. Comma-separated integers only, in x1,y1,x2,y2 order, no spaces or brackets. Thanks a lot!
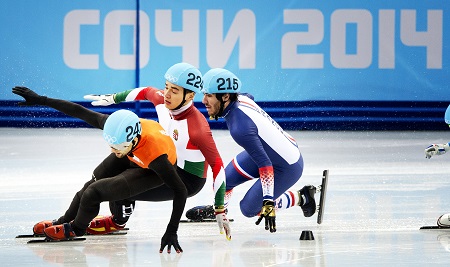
56,153,206,227
109,165,207,224
56,153,180,234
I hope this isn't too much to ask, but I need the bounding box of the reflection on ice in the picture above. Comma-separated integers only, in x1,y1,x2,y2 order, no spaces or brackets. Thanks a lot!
1,129,450,266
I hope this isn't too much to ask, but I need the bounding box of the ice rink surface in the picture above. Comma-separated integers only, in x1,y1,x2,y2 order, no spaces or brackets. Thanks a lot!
1,128,450,266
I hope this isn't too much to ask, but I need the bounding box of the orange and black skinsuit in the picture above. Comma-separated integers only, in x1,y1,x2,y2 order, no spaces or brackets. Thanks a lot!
12,87,187,243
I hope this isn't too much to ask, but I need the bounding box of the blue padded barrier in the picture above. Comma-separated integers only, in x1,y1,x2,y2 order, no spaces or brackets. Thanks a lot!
0,100,448,131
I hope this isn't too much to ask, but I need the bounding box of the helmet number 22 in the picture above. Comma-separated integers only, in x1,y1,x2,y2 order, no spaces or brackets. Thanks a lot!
186,72,203,90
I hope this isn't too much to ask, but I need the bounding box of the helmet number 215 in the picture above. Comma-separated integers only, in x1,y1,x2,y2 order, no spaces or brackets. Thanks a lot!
217,78,239,91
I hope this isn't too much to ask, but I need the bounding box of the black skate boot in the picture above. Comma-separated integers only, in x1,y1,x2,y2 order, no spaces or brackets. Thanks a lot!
299,185,316,217
185,205,216,221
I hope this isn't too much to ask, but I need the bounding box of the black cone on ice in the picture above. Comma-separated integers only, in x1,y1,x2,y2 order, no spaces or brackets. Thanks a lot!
299,230,314,240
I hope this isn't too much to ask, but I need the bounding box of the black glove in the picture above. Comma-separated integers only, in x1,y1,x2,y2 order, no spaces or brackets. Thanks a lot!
12,86,46,106
255,200,276,233
159,227,183,254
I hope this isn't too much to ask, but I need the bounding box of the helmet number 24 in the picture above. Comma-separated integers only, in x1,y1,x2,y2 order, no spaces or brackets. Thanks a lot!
125,122,142,142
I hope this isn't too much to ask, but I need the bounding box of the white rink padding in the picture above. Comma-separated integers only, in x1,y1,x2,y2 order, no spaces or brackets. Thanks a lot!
1,129,450,266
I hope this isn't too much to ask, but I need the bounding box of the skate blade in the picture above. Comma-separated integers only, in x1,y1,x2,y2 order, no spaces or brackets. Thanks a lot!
27,237,86,244
316,169,329,224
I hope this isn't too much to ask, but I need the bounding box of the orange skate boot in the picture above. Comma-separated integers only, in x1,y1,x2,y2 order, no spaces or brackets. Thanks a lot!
43,223,77,241
33,220,56,235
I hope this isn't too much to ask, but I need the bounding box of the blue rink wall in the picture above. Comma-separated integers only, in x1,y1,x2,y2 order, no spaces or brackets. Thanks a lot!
1,100,449,131
1,1,449,130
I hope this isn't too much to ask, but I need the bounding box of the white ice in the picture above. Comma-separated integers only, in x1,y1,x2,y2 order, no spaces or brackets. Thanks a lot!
1,128,450,266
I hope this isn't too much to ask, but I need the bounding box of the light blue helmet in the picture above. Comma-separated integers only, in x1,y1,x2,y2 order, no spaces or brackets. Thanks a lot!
445,104,450,125
201,68,241,94
103,109,142,150
164,62,203,94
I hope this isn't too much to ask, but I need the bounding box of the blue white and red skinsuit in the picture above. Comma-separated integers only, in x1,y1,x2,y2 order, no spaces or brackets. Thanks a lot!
222,94,304,217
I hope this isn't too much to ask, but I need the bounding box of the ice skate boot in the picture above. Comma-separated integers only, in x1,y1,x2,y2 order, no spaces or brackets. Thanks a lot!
185,205,216,221
86,215,125,235
43,223,77,241
33,220,57,235
437,213,450,228
299,185,316,217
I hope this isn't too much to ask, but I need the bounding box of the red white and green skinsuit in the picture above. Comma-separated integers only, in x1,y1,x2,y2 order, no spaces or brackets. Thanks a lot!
110,87,226,219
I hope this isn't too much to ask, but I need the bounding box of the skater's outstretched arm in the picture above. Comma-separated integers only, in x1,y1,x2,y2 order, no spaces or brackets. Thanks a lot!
84,86,162,106
84,87,171,130
12,86,108,129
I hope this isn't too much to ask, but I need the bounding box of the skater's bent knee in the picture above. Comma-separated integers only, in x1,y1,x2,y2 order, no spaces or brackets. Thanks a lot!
240,202,259,218
80,186,102,205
